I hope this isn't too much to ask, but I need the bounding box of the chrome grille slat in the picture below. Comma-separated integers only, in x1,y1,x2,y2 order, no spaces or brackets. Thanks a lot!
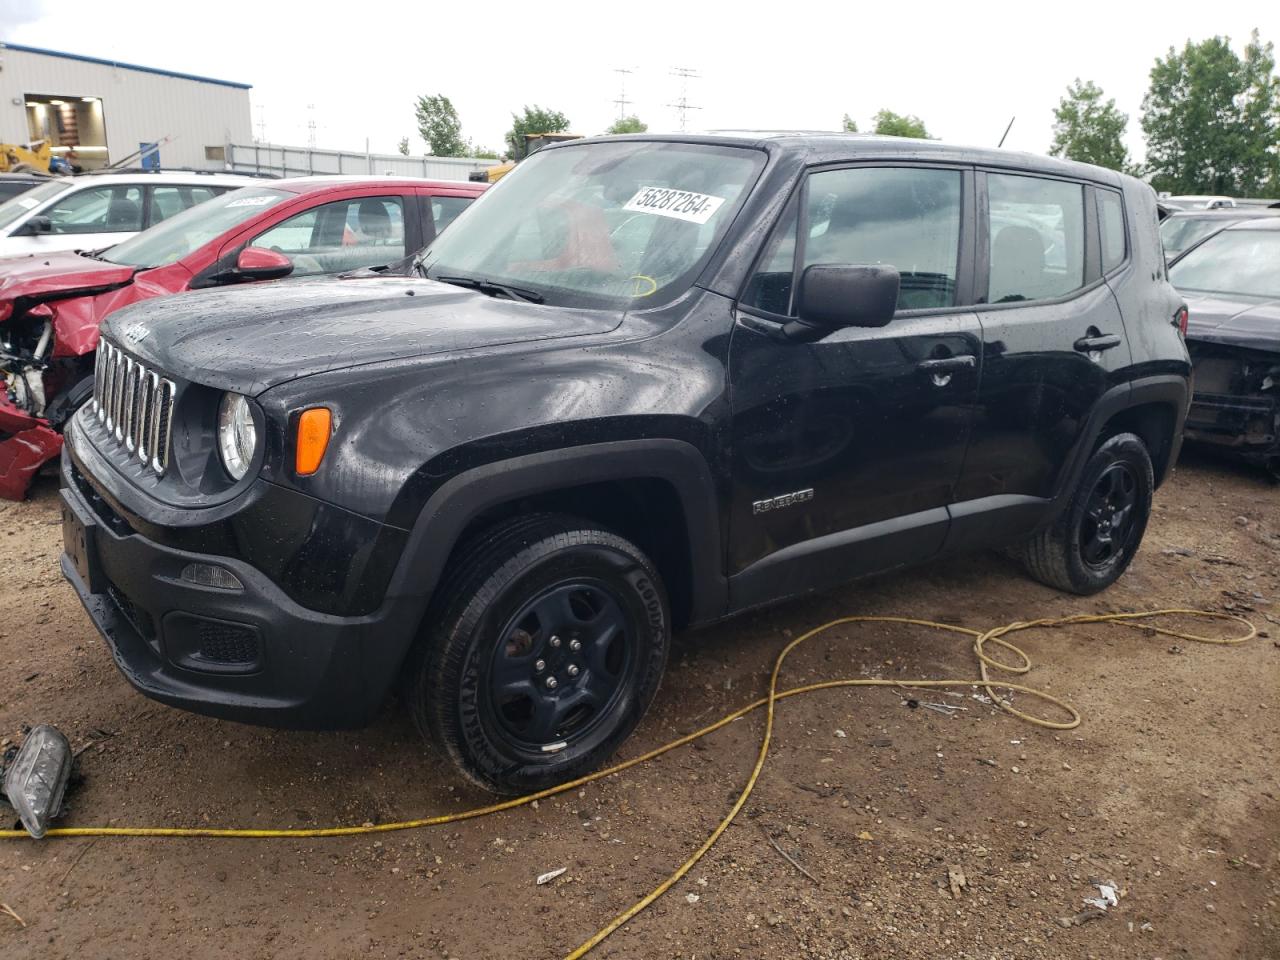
122,358,138,451
93,341,176,477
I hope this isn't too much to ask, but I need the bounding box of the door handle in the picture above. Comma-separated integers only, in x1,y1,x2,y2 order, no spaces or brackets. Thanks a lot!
916,355,977,374
1073,333,1122,353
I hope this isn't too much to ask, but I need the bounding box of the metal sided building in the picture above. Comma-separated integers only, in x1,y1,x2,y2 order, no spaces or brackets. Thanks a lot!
0,42,252,171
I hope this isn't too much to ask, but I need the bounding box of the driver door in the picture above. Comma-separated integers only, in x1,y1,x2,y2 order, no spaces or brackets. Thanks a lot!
727,163,981,607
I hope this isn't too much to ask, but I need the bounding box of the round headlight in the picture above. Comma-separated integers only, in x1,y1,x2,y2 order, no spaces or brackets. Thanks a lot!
217,393,258,481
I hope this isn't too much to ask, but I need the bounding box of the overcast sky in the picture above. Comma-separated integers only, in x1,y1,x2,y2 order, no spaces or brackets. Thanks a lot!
3,0,1277,162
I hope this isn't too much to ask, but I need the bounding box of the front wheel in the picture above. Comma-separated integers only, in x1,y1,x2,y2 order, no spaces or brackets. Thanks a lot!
1018,432,1154,595
406,515,670,794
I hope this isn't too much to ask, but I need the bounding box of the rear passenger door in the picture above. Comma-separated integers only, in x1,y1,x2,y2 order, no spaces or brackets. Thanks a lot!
949,170,1130,545
727,163,982,604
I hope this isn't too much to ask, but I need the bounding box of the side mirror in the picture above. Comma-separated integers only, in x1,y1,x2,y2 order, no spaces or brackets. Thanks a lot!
789,264,900,340
235,246,294,281
21,215,53,236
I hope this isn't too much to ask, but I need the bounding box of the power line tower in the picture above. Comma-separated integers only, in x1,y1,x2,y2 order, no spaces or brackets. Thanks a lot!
306,104,317,148
667,66,701,132
253,102,267,143
613,67,634,121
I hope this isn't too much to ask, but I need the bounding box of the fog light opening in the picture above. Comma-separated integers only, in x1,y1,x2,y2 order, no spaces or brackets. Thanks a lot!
180,563,244,591
3,725,73,839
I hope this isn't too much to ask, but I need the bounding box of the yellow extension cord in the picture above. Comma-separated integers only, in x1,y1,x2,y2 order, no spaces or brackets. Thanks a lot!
0,608,1256,958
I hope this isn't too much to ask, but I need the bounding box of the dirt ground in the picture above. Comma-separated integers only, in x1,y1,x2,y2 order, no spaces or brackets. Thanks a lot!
1,448,1277,960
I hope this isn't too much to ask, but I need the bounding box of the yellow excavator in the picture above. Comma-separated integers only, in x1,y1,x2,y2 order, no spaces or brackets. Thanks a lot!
469,132,582,183
0,140,56,174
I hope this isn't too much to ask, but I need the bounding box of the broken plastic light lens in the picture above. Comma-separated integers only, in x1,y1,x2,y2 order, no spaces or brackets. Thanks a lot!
217,392,257,481
4,725,72,839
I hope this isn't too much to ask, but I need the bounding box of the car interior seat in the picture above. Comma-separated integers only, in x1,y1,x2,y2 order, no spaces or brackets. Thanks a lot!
990,225,1046,302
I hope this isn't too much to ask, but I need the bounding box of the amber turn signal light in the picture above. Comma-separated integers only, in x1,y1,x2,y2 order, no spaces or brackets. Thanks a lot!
295,407,332,476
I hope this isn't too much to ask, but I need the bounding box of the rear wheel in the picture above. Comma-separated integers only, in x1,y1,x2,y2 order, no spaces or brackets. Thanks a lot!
406,515,669,794
1019,432,1154,595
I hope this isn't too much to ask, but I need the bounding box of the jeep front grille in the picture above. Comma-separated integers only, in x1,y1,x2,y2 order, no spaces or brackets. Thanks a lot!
92,342,176,475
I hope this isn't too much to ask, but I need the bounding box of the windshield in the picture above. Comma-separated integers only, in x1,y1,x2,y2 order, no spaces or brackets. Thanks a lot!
1169,228,1280,299
102,186,291,268
0,179,71,231
419,139,765,308
1161,216,1241,260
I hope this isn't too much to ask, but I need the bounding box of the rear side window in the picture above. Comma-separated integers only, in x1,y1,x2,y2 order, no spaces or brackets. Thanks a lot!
987,173,1084,303
1098,189,1126,272
431,196,473,234
149,185,218,225
743,165,963,315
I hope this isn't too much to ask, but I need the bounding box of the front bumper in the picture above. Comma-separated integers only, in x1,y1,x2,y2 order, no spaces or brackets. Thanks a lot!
1184,390,1279,459
59,447,425,729
0,396,62,501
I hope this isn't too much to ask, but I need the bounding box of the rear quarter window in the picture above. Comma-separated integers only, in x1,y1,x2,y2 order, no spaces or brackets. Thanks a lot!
1098,189,1126,272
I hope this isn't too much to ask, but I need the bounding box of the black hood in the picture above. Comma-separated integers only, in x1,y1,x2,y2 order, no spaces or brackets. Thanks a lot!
1184,292,1280,353
103,275,623,394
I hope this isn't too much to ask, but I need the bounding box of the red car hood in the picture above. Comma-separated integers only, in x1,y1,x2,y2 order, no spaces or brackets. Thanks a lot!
0,250,137,302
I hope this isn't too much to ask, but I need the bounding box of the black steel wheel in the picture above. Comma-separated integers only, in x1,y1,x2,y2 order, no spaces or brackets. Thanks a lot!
406,515,669,794
1019,432,1154,595
1079,462,1139,569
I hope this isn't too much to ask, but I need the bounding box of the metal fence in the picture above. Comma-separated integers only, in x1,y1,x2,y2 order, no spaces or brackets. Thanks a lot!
224,143,492,181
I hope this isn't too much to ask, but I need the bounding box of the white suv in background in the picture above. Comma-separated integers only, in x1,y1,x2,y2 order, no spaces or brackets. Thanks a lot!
0,170,255,257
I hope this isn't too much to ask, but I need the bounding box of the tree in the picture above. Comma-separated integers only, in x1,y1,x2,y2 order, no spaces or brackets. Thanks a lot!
1141,30,1280,195
505,105,570,158
607,115,648,135
415,94,466,158
872,109,931,139
396,136,410,156
841,113,858,133
1049,79,1131,172
467,142,500,160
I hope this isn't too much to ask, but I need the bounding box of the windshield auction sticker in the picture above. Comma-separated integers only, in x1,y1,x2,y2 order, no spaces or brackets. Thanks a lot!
623,187,725,224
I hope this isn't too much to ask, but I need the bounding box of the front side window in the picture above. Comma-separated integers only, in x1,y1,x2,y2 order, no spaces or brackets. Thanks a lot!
253,196,406,277
419,140,765,308
742,165,963,315
1098,189,1126,272
0,179,71,231
46,185,143,234
987,173,1085,303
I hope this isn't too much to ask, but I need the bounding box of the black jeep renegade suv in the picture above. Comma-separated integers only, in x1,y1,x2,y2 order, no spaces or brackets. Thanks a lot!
59,134,1190,793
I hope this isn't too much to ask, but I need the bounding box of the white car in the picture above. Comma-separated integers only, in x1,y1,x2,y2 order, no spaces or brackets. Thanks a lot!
1163,194,1237,211
0,170,255,257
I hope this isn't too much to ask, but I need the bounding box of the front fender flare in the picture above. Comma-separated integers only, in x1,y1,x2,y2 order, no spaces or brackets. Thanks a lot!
383,439,728,624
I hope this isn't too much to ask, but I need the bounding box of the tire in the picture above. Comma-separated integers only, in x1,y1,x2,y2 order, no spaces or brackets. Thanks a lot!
1019,432,1154,595
405,514,670,794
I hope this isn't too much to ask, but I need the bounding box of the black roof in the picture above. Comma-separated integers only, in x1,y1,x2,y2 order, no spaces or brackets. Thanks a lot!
559,131,1132,187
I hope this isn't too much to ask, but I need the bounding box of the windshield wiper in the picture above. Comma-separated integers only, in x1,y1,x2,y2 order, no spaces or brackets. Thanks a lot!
434,273,545,304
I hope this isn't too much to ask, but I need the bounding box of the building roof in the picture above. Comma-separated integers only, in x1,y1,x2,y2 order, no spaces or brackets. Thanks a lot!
1,42,251,90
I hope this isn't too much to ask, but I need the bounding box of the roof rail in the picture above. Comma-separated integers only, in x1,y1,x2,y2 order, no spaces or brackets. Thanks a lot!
81,167,278,178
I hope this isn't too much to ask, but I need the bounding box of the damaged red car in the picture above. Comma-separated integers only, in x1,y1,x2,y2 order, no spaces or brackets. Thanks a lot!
0,175,485,498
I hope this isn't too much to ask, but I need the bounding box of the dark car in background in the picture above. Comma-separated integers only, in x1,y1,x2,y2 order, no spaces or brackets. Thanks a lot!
59,134,1188,793
1161,206,1280,261
0,175,485,499
0,173,46,203
1170,217,1280,479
